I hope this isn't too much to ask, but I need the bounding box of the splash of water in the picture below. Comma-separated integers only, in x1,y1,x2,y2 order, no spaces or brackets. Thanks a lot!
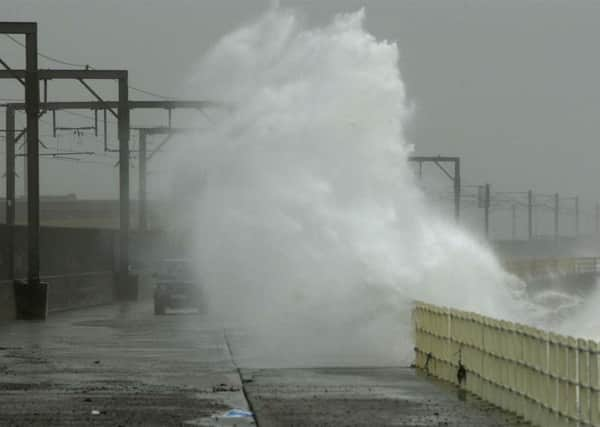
166,8,531,366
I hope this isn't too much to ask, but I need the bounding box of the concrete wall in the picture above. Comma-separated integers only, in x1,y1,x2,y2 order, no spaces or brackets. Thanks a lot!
0,225,118,320
46,272,115,312
0,280,16,321
0,272,115,320
0,225,183,320
0,225,116,280
0,199,166,229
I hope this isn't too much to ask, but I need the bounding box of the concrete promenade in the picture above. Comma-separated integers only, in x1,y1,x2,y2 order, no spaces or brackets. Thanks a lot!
0,302,526,426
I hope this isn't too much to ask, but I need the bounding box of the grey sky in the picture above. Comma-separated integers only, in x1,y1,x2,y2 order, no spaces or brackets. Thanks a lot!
2,1,600,230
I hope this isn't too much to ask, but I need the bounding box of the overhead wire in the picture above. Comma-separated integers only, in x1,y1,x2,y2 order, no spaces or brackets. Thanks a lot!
1,36,211,160
4,34,85,68
3,34,175,100
60,109,117,125
4,35,595,229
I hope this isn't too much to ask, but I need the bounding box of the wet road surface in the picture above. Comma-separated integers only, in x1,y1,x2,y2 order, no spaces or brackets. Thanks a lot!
0,301,528,426
242,367,529,426
0,302,246,426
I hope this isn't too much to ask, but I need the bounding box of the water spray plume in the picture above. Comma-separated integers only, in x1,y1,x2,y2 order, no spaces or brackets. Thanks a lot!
166,8,530,366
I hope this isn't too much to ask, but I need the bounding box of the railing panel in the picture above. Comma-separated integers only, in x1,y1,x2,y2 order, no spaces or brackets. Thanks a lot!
413,301,600,427
579,339,591,424
504,256,600,278
591,341,600,425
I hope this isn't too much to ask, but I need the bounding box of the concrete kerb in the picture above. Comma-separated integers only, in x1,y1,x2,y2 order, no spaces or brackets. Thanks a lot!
0,272,119,321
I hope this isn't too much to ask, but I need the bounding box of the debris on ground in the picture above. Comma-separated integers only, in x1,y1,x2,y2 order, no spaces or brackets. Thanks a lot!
185,409,255,426
212,383,240,393
211,409,255,426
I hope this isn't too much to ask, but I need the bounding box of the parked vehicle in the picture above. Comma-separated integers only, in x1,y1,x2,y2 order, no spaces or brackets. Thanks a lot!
153,259,202,315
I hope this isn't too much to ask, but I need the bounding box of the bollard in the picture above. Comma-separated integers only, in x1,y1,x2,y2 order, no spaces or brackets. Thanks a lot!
13,279,48,320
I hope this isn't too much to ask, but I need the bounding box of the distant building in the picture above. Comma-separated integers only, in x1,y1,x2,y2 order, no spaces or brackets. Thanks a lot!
15,193,77,201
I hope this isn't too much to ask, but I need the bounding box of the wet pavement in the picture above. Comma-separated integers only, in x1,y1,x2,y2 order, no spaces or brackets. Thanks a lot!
242,368,529,426
0,302,528,426
0,302,247,426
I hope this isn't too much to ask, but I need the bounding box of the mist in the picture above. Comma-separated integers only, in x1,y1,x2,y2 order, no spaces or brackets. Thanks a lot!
165,8,531,366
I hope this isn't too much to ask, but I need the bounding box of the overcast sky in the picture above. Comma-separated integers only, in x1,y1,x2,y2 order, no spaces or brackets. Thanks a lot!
2,1,600,226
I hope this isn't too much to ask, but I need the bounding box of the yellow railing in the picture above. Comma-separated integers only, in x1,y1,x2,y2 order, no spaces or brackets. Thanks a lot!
503,257,600,278
413,302,600,426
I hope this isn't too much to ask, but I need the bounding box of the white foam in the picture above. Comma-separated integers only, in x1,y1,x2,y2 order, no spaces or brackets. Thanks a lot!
165,8,532,366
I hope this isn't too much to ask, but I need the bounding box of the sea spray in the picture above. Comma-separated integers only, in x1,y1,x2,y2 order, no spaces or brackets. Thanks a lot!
165,8,531,366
